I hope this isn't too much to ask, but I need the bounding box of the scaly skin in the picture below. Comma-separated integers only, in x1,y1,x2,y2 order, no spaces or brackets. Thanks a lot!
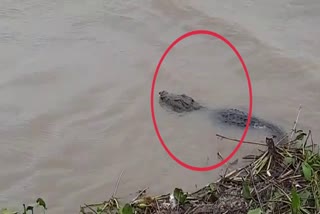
158,90,286,141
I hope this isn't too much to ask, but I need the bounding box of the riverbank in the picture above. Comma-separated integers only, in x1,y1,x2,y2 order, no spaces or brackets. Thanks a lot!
1,121,320,214
78,128,320,214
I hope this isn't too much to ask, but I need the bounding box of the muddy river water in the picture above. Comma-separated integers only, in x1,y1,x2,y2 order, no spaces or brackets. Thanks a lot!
0,0,320,213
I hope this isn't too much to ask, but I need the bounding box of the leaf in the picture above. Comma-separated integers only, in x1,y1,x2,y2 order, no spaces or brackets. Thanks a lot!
299,190,311,206
295,132,307,141
302,162,312,181
209,183,216,192
36,198,47,209
272,190,282,200
26,205,34,212
96,206,104,213
247,208,262,214
312,163,320,167
291,187,301,214
0,208,18,214
119,203,134,214
137,203,148,208
242,181,251,200
284,157,294,165
173,188,188,204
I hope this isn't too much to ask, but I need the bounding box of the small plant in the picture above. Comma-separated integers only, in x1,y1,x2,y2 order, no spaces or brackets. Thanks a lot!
291,187,301,214
1,198,47,214
242,180,252,200
119,203,134,214
173,188,188,205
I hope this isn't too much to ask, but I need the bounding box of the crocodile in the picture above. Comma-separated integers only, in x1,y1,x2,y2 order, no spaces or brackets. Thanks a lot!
158,90,286,142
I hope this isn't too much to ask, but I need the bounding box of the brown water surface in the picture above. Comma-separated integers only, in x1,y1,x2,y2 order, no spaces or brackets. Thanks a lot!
0,0,320,213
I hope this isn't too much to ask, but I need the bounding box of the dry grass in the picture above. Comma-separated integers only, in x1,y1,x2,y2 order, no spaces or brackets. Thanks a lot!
80,126,320,214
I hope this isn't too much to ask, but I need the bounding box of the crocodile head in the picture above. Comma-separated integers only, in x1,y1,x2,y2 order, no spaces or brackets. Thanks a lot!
158,90,203,113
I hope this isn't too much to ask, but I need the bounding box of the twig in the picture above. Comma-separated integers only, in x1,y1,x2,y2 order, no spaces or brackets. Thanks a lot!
217,152,224,160
99,198,119,213
216,134,267,146
275,133,289,145
185,206,193,214
155,199,160,213
243,155,259,160
79,109,318,214
257,183,272,195
278,175,302,183
83,203,98,214
131,187,149,202
310,130,315,152
230,159,239,165
112,169,125,198
81,202,106,207
275,105,303,146
250,171,263,209
222,164,230,179
290,105,302,140
217,168,242,182
303,130,312,148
